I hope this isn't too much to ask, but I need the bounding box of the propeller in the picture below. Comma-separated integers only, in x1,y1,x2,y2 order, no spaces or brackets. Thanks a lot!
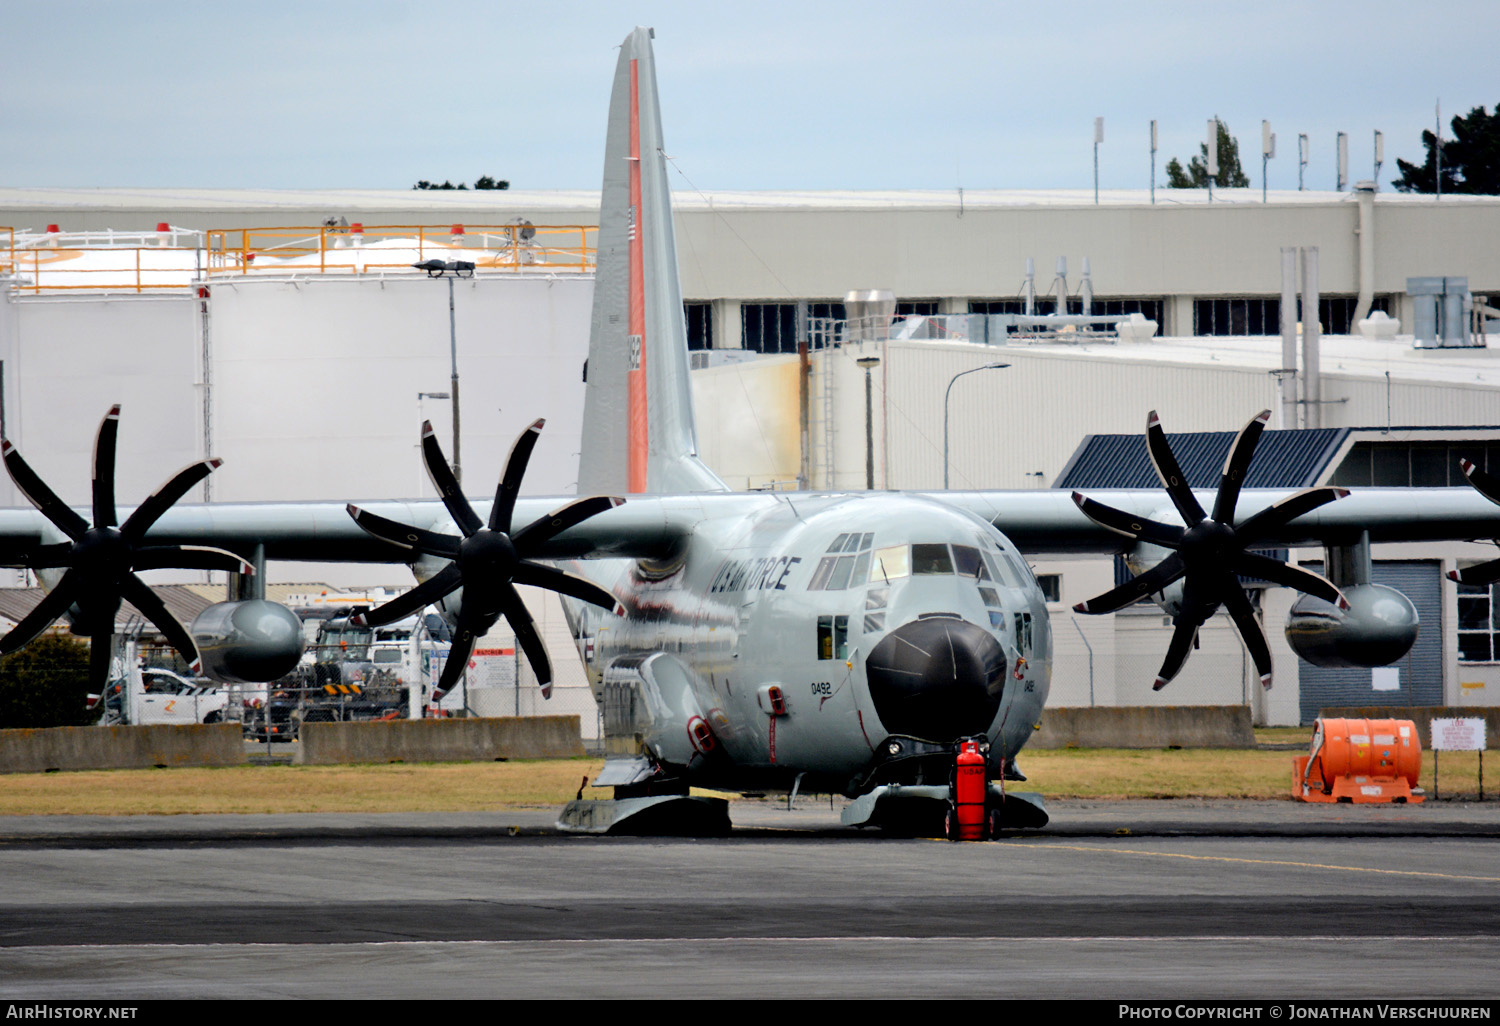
1071,409,1350,691
347,419,623,700
1,405,251,691
1448,458,1500,584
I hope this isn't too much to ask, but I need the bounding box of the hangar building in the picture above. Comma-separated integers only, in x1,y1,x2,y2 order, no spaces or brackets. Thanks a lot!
2,185,1498,725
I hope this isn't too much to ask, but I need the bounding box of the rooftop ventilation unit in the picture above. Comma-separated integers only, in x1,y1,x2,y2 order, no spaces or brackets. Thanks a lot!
1407,277,1477,348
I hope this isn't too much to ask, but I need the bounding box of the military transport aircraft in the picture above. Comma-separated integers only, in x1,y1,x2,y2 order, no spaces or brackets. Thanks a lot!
2,27,1499,837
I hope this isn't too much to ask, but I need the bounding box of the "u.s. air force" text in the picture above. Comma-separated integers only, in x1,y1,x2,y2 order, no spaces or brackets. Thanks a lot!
710,556,801,593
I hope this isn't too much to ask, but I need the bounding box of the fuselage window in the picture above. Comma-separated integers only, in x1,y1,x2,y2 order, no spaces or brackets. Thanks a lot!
869,545,909,583
1013,611,1034,653
912,544,954,575
817,614,850,660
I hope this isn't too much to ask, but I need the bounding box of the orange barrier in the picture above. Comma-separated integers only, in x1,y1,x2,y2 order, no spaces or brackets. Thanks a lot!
1293,716,1424,803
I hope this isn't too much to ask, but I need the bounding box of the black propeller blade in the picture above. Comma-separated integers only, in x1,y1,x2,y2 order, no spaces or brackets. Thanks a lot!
1447,459,1500,585
1,405,245,693
348,419,624,700
1072,409,1349,691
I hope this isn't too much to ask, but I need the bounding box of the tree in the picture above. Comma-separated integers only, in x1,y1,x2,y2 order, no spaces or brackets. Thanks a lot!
1394,105,1500,195
0,633,95,729
412,176,510,191
1166,120,1251,189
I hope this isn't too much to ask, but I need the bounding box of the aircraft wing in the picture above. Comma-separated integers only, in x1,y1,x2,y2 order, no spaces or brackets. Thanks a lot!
1,486,1496,571
0,494,765,568
936,487,1500,554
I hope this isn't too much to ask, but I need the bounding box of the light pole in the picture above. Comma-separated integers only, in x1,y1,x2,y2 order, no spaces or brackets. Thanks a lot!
412,259,474,486
944,362,1010,490
1093,117,1104,205
855,355,880,490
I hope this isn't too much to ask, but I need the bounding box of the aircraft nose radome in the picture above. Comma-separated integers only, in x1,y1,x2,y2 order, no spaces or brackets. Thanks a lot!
863,616,1006,743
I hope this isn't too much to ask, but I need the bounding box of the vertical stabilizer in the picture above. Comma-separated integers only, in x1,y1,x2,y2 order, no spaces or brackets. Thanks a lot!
578,27,726,496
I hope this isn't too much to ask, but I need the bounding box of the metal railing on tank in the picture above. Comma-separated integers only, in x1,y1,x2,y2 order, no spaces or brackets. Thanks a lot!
204,223,596,279
0,224,206,295
0,224,596,293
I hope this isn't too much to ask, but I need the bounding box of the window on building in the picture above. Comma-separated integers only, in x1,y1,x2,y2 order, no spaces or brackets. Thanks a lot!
1036,574,1061,603
684,302,713,351
1192,295,1391,337
1328,441,1500,489
971,298,1162,329
1317,295,1391,336
1194,297,1281,336
970,299,1058,316
896,300,940,318
807,301,846,350
741,303,798,354
1458,580,1499,662
1082,298,1164,323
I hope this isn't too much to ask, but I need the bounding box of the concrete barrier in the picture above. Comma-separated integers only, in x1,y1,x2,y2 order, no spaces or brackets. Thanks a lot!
1030,706,1257,749
0,723,245,773
296,715,586,765
1320,707,1498,750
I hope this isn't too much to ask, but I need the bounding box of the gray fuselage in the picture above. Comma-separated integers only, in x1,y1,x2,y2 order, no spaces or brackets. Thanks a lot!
563,492,1052,795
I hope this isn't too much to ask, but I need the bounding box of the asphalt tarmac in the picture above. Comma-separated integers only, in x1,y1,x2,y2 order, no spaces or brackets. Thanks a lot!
1,799,1497,1000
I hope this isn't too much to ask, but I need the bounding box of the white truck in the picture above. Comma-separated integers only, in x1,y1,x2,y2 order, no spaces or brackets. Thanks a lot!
98,663,233,726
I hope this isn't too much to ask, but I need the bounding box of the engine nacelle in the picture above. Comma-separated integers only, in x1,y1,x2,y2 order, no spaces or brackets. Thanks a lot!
1285,584,1420,668
190,600,306,683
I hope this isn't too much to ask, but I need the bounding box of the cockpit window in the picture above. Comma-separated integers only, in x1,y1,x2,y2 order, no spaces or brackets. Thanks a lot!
988,549,1025,588
868,545,909,583
1001,552,1035,587
952,545,989,580
809,533,875,591
912,544,954,575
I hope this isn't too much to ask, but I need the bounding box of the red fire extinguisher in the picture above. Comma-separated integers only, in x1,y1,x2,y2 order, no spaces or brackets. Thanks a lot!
952,740,987,841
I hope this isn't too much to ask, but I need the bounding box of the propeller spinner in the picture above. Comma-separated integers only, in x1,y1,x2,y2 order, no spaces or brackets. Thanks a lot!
347,419,623,700
1071,409,1350,691
1,405,251,691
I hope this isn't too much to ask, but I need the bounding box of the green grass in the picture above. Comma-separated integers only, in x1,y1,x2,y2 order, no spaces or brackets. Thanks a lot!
0,746,1489,815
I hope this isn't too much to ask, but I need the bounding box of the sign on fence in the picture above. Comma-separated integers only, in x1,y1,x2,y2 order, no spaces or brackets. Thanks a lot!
1431,718,1487,751
1430,717,1487,800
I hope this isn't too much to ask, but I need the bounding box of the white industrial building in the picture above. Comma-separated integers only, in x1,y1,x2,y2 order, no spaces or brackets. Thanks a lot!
3,185,1500,725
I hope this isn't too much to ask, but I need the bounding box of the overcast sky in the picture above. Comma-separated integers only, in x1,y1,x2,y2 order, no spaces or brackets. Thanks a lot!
4,1,1493,194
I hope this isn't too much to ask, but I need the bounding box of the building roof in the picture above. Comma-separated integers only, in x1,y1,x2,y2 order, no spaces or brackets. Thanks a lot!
0,585,215,632
1055,427,1350,490
982,331,1500,390
2,186,1495,219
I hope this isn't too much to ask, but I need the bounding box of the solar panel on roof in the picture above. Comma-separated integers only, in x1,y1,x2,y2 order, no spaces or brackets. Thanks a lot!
1054,428,1347,490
